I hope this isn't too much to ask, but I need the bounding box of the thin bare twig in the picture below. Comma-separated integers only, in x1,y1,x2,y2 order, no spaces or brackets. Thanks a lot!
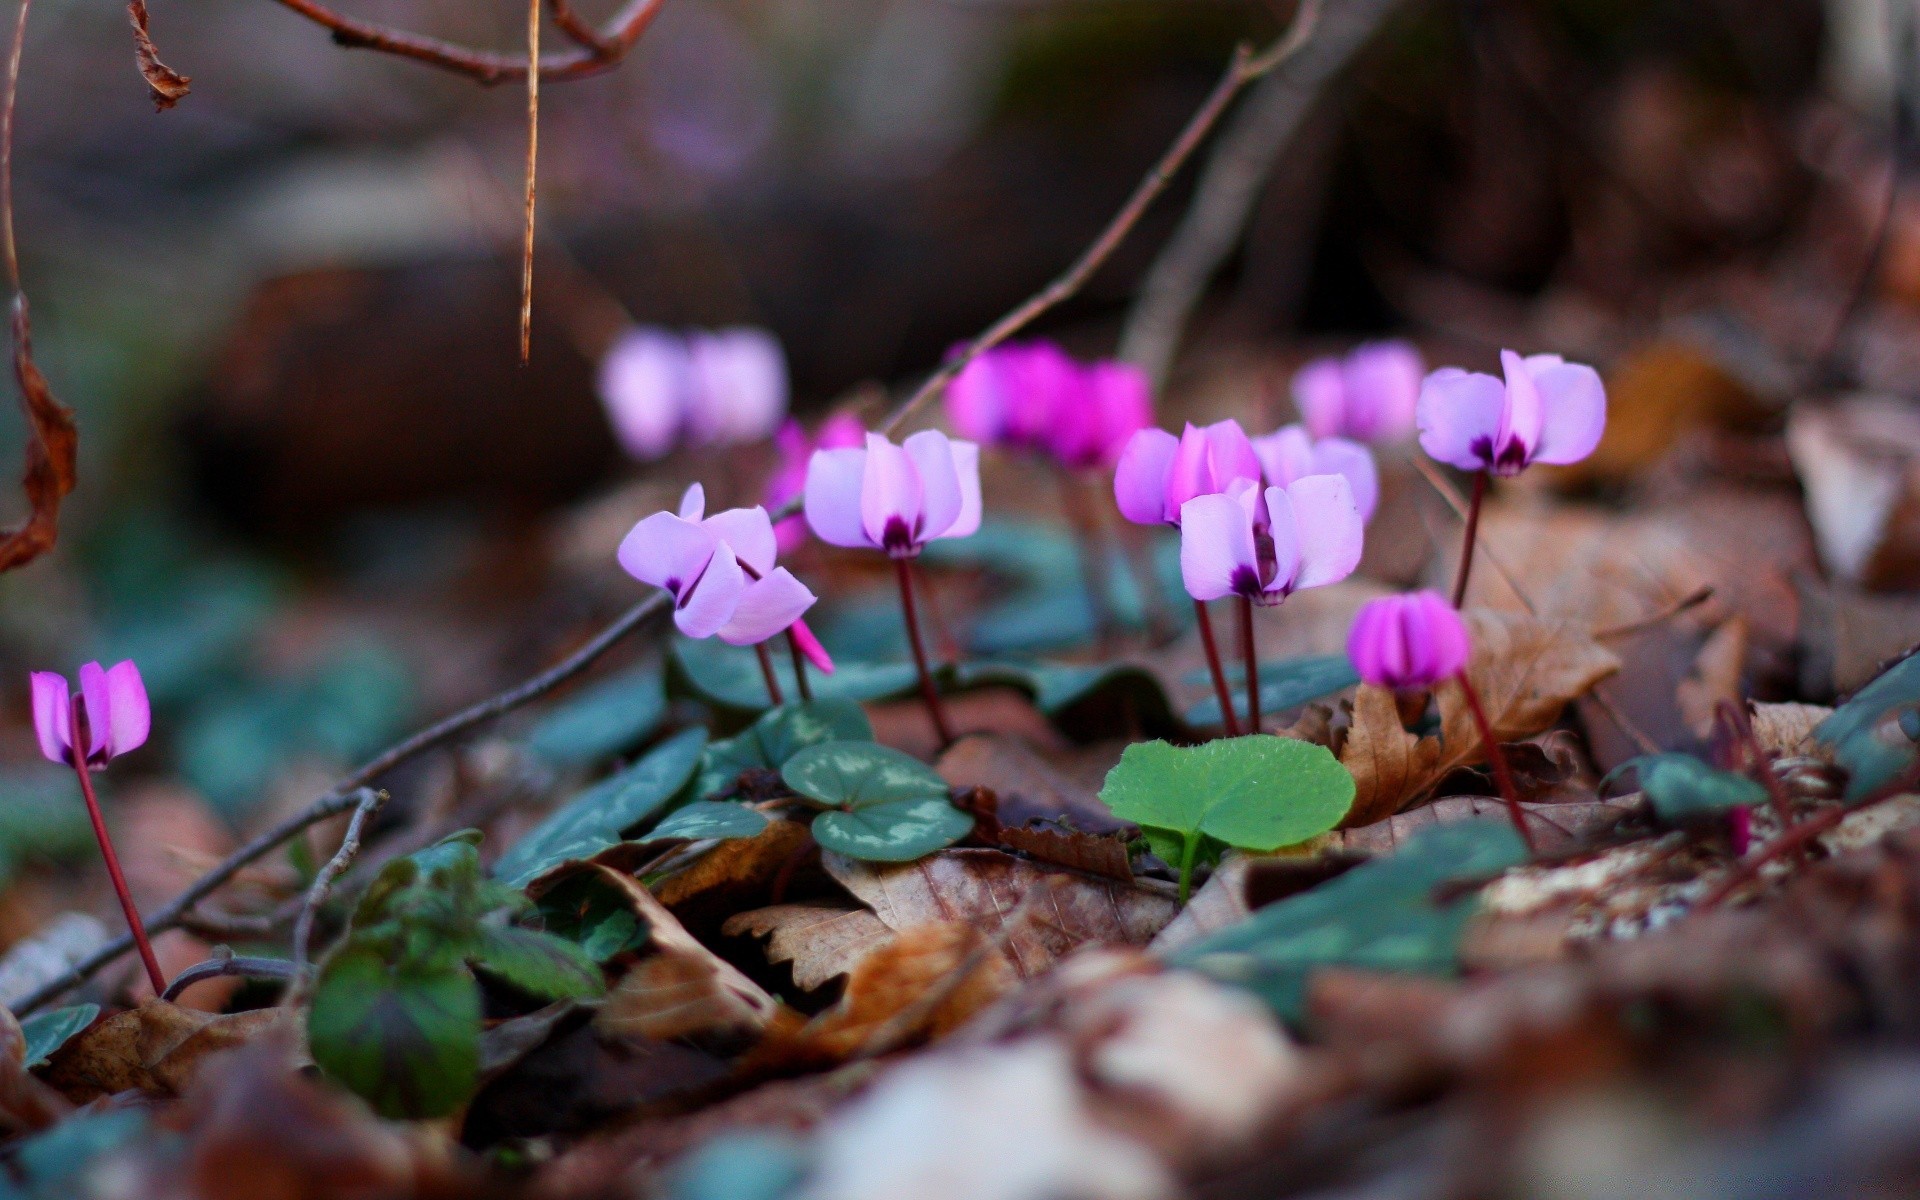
160,951,299,1003
266,0,664,85
519,0,540,364
290,788,386,974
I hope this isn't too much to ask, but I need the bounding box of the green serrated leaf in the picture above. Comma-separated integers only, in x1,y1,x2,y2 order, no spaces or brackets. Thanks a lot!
493,727,708,887
308,942,480,1120
672,637,919,712
1609,753,1767,822
813,797,975,862
19,1003,97,1068
468,924,606,1000
695,700,873,799
527,666,665,768
782,742,951,810
1183,655,1359,728
1168,821,1529,1023
652,801,772,841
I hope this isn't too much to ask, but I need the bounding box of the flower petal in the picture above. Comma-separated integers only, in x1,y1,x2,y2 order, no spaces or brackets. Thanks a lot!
945,352,1010,445
678,482,706,521
1290,357,1345,440
939,440,982,541
1342,340,1423,442
676,544,746,639
1498,350,1542,459
1178,492,1254,601
685,328,788,446
1310,437,1379,522
617,512,716,597
861,434,924,551
1251,425,1315,487
1417,367,1507,471
78,661,112,761
1261,485,1302,597
704,506,780,577
98,661,149,759
1286,474,1363,590
805,447,874,549
816,412,867,449
1203,420,1262,493
718,568,816,646
1113,428,1179,525
788,618,836,674
1089,361,1152,465
1526,358,1607,466
903,430,964,542
597,327,689,461
29,671,70,765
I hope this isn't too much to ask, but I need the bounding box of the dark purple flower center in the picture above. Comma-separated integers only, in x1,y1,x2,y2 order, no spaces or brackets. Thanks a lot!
882,515,919,557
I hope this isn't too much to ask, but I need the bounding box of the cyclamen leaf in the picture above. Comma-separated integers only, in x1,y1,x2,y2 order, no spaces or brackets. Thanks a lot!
527,665,665,768
1099,735,1355,853
782,743,952,811
1184,655,1359,728
672,637,919,712
652,800,772,842
812,799,975,862
1607,753,1766,822
468,924,606,1000
695,700,873,800
308,943,479,1120
19,1003,97,1068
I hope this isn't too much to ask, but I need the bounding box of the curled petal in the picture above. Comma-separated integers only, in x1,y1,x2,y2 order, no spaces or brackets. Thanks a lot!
1178,493,1255,602
29,671,71,765
704,506,780,577
618,512,717,597
1113,428,1179,525
1527,358,1607,466
904,430,964,542
1498,350,1542,459
1203,420,1262,494
1286,474,1363,590
718,567,816,646
860,434,924,551
97,661,149,760
676,544,747,639
1417,368,1507,472
1260,485,1302,599
678,482,707,521
940,440,983,541
597,327,689,461
804,447,874,549
787,618,836,674
1347,590,1468,690
1311,437,1379,522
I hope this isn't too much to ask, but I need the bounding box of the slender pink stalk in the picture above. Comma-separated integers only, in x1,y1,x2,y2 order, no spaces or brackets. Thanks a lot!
1195,600,1241,737
1453,671,1534,855
1237,594,1260,733
1451,470,1486,609
896,559,954,748
67,698,166,996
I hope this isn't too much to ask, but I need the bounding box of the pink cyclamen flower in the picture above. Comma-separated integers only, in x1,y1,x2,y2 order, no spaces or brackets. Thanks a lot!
767,413,866,554
1346,590,1471,690
804,430,982,559
31,661,150,769
1178,475,1363,606
596,325,790,461
1047,360,1152,470
598,327,691,461
1113,419,1262,527
618,485,816,644
1292,340,1424,443
1417,349,1606,477
946,342,1079,452
1252,425,1380,522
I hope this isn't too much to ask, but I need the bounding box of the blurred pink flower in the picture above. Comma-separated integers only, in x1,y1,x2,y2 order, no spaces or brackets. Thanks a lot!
1292,340,1424,443
597,325,790,461
597,327,691,461
804,430,981,558
948,343,1152,469
1178,475,1362,606
31,661,149,769
618,485,815,644
767,413,866,554
1346,590,1471,691
1048,360,1152,469
1251,425,1379,522
1417,350,1606,477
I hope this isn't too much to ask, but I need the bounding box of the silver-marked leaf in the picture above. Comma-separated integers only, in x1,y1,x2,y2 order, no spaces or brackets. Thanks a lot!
782,742,951,811
695,700,873,799
812,797,974,862
672,637,919,712
1184,655,1358,728
652,801,772,842
20,1003,97,1068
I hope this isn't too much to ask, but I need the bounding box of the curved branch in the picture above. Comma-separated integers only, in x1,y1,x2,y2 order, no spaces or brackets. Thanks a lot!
268,0,665,85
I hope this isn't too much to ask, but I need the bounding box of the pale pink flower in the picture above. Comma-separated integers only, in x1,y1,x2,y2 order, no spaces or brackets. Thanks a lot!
1416,350,1606,477
803,431,982,559
1178,475,1363,606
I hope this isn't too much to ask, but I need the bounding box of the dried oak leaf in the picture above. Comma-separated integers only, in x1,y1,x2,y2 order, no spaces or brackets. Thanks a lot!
994,825,1135,882
936,734,1128,833
0,300,76,574
1750,701,1834,757
589,865,784,1045
0,1003,68,1132
823,849,1178,979
652,817,812,918
721,903,896,993
127,0,191,111
41,1001,282,1102
1340,609,1620,825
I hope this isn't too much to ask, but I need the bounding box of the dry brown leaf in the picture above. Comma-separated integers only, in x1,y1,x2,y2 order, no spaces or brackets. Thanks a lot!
1796,576,1920,697
589,866,782,1044
1750,701,1834,757
1550,341,1758,484
1675,616,1748,739
0,1004,68,1132
1328,795,1638,857
127,0,191,111
651,817,811,916
1339,609,1620,825
42,1001,282,1102
0,299,77,574
721,903,897,992
823,849,1178,979
1787,399,1920,590
936,734,1127,833
993,826,1134,881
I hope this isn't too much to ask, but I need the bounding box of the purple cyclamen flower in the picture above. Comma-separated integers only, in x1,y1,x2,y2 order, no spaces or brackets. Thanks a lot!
1178,474,1363,606
598,327,691,461
1252,425,1380,522
618,485,816,644
1417,350,1606,477
946,342,1079,453
1113,419,1262,527
1346,590,1471,690
596,325,790,461
1047,360,1152,470
31,661,149,769
803,430,982,559
1292,340,1424,443
767,413,867,554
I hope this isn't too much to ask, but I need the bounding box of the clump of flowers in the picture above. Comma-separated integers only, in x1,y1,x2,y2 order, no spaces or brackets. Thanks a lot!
1291,340,1424,443
598,325,789,461
30,661,167,995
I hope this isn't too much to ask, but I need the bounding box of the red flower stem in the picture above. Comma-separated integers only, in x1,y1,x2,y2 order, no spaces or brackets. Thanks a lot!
1450,470,1488,609
786,629,813,702
1452,671,1535,856
1194,599,1241,737
1238,594,1261,733
754,642,785,707
896,558,954,748
67,698,167,997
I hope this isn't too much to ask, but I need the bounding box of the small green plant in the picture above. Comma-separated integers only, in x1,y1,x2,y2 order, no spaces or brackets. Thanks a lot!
781,741,973,861
1098,734,1354,901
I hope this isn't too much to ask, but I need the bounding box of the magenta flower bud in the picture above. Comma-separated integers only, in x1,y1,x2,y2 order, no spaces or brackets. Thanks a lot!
1292,340,1424,443
1416,349,1606,477
804,430,982,559
684,327,789,448
1178,475,1362,606
1346,590,1471,690
597,327,692,461
31,661,150,769
1251,424,1379,522
619,485,816,645
767,413,866,554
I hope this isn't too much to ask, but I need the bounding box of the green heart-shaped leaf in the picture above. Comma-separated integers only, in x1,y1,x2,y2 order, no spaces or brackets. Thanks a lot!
651,800,772,842
308,943,479,1120
695,700,873,799
782,742,951,810
468,924,605,1000
812,797,974,862
1183,655,1359,728
20,1003,97,1068
1607,753,1767,823
672,638,919,712
526,665,665,768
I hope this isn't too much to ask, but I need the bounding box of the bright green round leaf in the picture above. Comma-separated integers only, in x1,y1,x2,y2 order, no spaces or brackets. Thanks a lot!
308,943,479,1120
652,800,773,841
812,797,974,862
782,742,950,811
1099,734,1353,853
